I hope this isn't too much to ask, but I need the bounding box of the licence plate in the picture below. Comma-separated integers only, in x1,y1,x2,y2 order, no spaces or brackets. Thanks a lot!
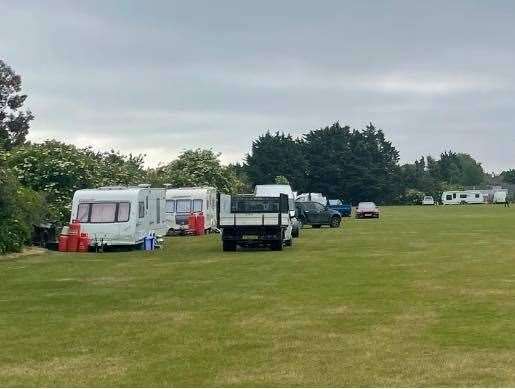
243,235,258,240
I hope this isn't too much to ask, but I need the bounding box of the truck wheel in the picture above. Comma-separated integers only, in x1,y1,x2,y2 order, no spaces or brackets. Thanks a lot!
223,241,237,252
285,239,293,247
312,224,322,229
271,240,283,251
292,227,299,238
330,216,341,228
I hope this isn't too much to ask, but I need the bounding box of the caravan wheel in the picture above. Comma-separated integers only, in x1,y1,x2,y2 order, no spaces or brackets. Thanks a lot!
271,240,283,251
222,241,237,252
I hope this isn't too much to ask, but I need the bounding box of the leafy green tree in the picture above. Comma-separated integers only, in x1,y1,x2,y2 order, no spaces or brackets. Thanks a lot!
147,149,245,194
0,60,34,150
0,162,44,254
501,169,515,184
304,122,401,203
436,151,484,187
245,132,308,190
5,141,146,223
402,188,426,205
274,175,290,185
226,162,252,193
303,122,352,198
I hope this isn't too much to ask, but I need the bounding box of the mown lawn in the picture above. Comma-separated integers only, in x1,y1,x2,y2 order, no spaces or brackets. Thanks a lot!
1,205,515,387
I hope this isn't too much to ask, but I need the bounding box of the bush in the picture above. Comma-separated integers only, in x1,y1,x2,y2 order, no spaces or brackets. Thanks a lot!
402,189,426,205
5,141,145,223
0,166,44,254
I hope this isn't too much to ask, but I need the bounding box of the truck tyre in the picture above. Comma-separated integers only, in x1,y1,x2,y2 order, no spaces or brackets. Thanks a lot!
271,240,283,251
223,241,237,252
285,238,293,247
292,226,299,238
312,224,322,229
330,216,341,228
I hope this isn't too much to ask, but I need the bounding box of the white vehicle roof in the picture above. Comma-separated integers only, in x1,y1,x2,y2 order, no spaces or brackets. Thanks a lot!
296,193,327,203
358,202,376,208
255,184,295,198
73,187,162,202
166,187,216,199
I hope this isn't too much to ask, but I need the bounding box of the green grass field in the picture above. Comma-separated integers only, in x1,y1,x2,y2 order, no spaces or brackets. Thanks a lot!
1,205,515,387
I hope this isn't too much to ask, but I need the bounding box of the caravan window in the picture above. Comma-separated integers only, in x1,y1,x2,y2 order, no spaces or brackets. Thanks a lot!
193,199,203,212
156,199,161,223
77,202,131,223
176,199,191,213
453,193,457,199
77,203,90,222
90,203,117,223
118,202,130,222
475,194,480,198
230,197,284,213
138,202,145,218
446,194,452,201
459,194,467,199
165,200,175,213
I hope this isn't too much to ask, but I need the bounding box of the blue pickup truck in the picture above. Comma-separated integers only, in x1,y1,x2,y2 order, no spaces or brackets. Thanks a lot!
327,199,352,217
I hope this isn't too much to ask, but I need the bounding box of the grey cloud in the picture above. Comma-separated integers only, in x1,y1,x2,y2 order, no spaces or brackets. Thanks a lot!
1,0,515,172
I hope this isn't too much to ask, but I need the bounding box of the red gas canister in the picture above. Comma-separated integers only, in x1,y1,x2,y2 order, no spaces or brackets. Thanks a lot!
78,233,90,252
67,234,79,252
188,213,197,234
58,235,69,252
195,212,205,235
67,220,81,252
69,219,81,236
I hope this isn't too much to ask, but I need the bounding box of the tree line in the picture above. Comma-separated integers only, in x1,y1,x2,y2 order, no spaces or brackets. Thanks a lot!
1,58,514,253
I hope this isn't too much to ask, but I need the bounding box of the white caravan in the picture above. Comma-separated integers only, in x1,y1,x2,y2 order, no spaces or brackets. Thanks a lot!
441,190,486,205
71,186,168,247
296,193,327,205
165,187,218,233
255,184,300,237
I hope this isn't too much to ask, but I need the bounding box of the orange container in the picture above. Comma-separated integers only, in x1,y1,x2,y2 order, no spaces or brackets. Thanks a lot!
58,235,69,252
69,219,81,236
188,213,197,234
67,234,79,252
195,212,205,235
77,233,90,252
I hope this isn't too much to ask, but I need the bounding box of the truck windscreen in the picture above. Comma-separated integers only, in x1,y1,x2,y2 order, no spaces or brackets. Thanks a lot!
230,196,288,213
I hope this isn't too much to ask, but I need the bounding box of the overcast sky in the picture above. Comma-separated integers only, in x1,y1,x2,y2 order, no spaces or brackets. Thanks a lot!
1,0,514,172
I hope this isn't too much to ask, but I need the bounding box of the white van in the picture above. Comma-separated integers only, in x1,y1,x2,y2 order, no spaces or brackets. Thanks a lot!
296,193,327,205
165,187,218,233
441,190,486,205
422,196,435,205
254,184,300,237
71,185,168,247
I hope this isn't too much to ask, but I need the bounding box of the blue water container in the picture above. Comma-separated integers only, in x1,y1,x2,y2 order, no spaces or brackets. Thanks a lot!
144,234,154,251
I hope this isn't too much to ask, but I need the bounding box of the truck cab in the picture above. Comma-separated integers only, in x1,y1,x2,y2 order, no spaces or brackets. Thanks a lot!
218,193,293,251
295,201,342,228
326,199,352,217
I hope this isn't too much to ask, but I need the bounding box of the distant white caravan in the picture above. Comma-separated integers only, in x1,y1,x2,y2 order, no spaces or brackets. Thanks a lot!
441,190,486,205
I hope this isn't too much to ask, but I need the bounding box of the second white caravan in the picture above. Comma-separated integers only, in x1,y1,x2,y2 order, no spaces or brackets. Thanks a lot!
165,187,218,233
441,190,486,205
